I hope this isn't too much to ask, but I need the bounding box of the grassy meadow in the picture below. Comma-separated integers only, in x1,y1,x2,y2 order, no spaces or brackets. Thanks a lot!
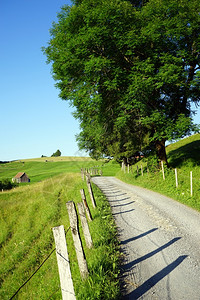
1,133,200,299
0,159,120,299
0,156,100,184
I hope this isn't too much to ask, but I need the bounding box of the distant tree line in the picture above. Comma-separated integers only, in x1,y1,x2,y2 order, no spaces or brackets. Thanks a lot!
51,149,61,157
43,0,200,166
41,150,62,158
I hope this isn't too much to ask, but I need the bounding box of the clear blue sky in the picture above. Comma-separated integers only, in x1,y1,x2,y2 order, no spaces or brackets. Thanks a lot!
0,1,199,161
0,0,85,161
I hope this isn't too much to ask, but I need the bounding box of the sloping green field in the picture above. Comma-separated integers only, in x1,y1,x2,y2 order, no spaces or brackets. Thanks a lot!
0,157,101,184
1,134,200,299
117,133,200,211
0,159,120,299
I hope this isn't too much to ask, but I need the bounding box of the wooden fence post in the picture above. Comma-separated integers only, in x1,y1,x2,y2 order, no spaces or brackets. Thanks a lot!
124,164,126,173
175,168,178,188
161,161,165,180
81,168,84,181
86,173,91,184
66,201,89,279
80,189,92,221
190,171,193,196
77,202,93,249
87,182,96,208
52,225,76,300
141,165,143,176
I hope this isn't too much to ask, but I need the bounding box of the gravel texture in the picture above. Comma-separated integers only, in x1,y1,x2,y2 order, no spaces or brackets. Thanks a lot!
92,176,200,300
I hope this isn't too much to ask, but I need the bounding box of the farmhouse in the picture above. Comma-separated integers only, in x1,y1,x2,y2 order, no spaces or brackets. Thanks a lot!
12,172,30,183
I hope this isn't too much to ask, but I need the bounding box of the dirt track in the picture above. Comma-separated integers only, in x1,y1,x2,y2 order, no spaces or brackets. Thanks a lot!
92,176,200,300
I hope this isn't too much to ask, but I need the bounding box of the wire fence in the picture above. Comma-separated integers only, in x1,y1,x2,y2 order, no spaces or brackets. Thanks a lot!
9,226,71,300
122,162,200,198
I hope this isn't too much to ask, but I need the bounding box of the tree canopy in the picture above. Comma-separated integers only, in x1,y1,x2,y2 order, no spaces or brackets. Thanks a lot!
43,0,200,164
51,149,61,157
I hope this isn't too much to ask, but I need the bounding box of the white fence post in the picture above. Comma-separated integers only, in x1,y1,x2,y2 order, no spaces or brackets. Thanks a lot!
161,161,165,180
175,168,178,188
52,225,76,300
190,171,193,196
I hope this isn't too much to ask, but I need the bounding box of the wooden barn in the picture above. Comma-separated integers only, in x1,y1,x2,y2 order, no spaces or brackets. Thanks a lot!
12,172,30,183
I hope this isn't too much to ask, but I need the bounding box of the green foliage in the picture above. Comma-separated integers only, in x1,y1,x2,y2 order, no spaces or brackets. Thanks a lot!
0,179,17,190
43,0,200,163
51,149,61,157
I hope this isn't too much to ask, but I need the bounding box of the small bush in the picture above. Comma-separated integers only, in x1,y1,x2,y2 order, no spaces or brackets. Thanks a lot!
0,179,17,190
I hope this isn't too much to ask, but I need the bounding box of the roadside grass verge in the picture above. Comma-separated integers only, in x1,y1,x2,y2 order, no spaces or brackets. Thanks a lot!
117,166,200,212
116,134,200,212
0,173,120,299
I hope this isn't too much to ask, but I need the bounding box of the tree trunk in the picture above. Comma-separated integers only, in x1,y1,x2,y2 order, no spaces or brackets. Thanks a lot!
155,139,169,167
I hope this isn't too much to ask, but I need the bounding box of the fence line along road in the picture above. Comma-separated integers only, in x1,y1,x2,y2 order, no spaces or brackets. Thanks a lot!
92,176,200,300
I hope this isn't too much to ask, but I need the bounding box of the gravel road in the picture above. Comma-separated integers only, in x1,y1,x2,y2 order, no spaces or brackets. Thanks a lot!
92,176,200,300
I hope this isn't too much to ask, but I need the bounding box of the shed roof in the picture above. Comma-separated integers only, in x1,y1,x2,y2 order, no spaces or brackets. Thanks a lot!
14,172,26,178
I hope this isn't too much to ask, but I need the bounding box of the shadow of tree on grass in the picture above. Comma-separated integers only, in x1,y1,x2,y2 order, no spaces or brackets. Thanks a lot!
168,140,200,168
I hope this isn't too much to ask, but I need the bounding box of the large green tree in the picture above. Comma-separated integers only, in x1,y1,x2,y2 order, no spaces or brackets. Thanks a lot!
127,0,200,164
43,0,200,164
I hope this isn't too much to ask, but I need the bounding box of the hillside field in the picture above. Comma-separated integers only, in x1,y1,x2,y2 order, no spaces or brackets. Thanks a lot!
0,157,120,299
0,156,102,184
1,133,200,299
117,133,200,212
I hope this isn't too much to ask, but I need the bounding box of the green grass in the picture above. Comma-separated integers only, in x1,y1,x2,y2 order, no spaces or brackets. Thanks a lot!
101,159,120,176
0,170,120,299
116,133,200,212
1,133,200,299
167,133,200,167
0,158,103,184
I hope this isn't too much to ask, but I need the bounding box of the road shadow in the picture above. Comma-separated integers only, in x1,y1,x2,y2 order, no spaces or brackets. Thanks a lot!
109,197,131,203
123,255,188,299
106,193,128,198
121,228,158,245
113,209,135,216
112,201,134,208
124,237,181,271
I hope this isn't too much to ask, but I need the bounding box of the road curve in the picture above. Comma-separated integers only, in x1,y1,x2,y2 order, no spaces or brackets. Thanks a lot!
92,176,200,300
